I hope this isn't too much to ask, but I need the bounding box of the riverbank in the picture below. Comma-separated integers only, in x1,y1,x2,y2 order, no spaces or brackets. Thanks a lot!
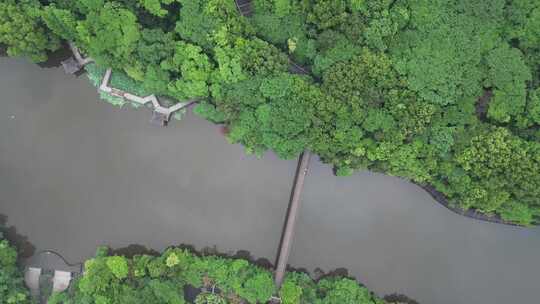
65,244,410,304
2,214,416,304
35,42,536,228
417,183,526,226
2,58,540,304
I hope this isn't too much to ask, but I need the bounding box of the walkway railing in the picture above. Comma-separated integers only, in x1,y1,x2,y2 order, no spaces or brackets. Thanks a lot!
62,43,195,126
234,0,253,16
99,69,194,126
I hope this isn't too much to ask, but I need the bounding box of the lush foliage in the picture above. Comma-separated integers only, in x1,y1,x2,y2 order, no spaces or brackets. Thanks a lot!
48,247,385,304
0,0,59,62
0,235,32,304
3,0,540,224
279,272,386,304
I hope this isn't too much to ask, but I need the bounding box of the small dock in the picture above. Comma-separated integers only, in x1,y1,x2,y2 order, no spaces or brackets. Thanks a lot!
61,42,93,75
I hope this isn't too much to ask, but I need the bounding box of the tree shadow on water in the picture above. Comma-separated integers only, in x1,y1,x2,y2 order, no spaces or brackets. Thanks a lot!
36,43,72,69
282,265,421,303
110,244,160,258
384,293,420,304
232,249,274,269
0,214,36,259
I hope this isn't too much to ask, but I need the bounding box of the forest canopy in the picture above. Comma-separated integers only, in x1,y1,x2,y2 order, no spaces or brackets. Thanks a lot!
1,0,539,225
0,235,31,304
48,246,386,304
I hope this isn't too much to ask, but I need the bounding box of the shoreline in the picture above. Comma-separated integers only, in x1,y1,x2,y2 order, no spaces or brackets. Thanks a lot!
3,50,533,228
415,182,527,227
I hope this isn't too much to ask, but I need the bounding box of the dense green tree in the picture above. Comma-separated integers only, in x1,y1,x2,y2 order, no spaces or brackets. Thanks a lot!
212,73,315,158
138,0,178,17
451,127,540,223
505,0,540,82
75,2,141,69
50,247,385,304
0,0,59,62
161,41,214,100
484,44,532,123
42,5,78,41
175,0,252,50
0,237,31,304
106,256,129,279
525,87,540,125
390,0,503,106
195,292,226,304
315,277,385,304
279,272,317,304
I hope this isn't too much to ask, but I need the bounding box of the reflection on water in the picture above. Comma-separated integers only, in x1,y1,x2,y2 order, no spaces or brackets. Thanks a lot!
0,214,35,259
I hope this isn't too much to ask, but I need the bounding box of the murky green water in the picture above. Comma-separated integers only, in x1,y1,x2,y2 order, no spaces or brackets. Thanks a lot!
1,58,539,304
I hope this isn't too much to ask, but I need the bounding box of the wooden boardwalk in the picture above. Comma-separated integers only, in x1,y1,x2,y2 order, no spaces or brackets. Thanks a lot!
288,59,311,75
99,68,194,126
235,0,253,16
61,42,194,126
233,0,311,76
274,150,312,288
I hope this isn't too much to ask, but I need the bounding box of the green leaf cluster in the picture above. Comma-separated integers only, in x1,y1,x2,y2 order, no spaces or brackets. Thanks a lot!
0,237,31,304
50,247,385,304
0,0,60,62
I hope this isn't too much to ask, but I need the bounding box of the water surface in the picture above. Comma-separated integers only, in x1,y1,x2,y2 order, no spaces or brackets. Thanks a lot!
0,58,296,263
291,157,540,304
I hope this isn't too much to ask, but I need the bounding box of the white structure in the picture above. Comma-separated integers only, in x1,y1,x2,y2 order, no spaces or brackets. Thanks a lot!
24,267,41,297
63,42,195,126
52,270,72,293
99,68,195,126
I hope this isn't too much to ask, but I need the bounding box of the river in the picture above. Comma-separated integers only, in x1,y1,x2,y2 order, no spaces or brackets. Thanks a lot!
1,58,539,304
